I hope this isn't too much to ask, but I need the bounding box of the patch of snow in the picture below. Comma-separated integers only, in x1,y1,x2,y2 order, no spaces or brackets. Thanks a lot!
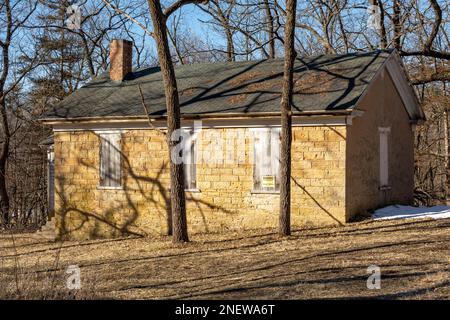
372,205,450,220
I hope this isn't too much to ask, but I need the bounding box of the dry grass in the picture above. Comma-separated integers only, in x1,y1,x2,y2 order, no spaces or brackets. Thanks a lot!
0,217,449,300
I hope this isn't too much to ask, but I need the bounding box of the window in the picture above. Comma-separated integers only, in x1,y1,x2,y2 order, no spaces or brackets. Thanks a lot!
379,127,390,188
99,132,122,188
47,146,55,214
253,128,280,192
182,129,197,190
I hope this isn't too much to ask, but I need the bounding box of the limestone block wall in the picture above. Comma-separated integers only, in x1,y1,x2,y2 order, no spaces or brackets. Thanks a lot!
54,125,347,240
346,69,415,220
291,126,347,226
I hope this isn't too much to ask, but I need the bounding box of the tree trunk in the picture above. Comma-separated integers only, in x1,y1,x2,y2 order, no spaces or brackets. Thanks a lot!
393,0,401,50
0,0,11,227
279,0,297,236
264,0,275,58
225,28,235,62
445,108,450,205
147,0,188,242
377,0,388,48
213,0,235,62
80,33,96,77
0,97,10,227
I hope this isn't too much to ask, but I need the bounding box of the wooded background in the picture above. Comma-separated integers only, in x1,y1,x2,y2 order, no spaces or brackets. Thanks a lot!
0,0,448,230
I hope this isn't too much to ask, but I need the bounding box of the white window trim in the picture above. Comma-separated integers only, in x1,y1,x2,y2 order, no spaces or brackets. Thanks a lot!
97,185,124,190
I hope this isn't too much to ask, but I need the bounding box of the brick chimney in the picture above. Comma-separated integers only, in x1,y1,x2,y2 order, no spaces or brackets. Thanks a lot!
110,39,133,81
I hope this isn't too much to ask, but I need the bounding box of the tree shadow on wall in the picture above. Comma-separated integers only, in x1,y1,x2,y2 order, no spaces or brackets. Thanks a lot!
291,176,344,226
55,131,234,240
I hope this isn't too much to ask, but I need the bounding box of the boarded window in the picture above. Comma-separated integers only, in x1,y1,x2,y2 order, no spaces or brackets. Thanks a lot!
183,130,197,190
379,127,390,187
99,132,122,188
47,147,55,214
253,128,280,191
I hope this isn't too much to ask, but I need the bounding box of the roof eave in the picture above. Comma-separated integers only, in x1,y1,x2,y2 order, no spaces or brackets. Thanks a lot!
353,49,426,122
391,49,426,121
39,109,354,125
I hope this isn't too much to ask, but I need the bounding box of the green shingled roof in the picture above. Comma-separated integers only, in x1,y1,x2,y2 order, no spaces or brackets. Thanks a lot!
41,50,392,120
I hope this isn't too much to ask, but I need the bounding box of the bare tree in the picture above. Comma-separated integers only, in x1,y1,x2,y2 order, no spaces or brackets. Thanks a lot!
263,0,276,58
373,0,388,49
198,0,236,61
0,0,38,227
400,0,449,60
147,0,207,243
166,12,219,64
279,0,297,236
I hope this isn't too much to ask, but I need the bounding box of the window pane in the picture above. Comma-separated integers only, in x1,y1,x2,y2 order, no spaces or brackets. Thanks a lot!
271,128,281,189
183,130,196,190
253,134,262,190
100,133,121,187
99,137,109,186
253,128,280,191
190,141,196,188
111,134,121,186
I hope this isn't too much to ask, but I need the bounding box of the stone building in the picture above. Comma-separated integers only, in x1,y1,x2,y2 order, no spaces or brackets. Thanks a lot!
40,39,425,240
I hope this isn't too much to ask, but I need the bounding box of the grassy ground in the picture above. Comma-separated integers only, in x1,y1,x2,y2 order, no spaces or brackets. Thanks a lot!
0,217,449,299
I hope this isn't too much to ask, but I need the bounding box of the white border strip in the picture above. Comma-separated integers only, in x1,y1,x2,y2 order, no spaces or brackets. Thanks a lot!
53,116,348,132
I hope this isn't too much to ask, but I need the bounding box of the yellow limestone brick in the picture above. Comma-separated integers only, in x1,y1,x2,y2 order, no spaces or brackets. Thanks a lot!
308,130,325,141
303,151,325,160
54,125,348,240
